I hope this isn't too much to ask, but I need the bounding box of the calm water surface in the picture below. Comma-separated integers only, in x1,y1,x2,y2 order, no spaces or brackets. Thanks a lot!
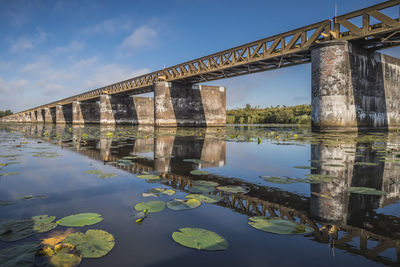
1,123,400,266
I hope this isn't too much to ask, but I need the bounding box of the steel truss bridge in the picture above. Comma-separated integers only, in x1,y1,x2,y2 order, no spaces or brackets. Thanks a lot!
13,0,400,115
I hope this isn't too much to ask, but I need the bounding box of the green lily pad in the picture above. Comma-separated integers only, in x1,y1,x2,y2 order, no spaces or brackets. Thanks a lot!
189,185,215,194
142,188,176,197
354,162,378,166
293,166,316,170
248,217,313,235
172,228,228,250
183,159,209,164
167,199,202,211
64,229,115,258
16,195,49,201
216,185,250,194
32,215,57,233
305,174,337,184
0,219,35,242
36,243,82,267
0,200,13,206
56,213,103,227
190,170,210,176
0,242,41,266
185,194,222,204
134,200,165,213
84,170,103,175
260,176,297,184
136,174,160,180
348,187,387,195
191,180,219,187
96,173,117,179
134,209,148,224
0,172,19,177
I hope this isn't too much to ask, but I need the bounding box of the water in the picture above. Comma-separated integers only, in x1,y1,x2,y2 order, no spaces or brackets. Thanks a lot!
0,123,399,266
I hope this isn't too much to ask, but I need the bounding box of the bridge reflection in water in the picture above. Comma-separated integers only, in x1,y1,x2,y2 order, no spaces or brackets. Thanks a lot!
7,124,400,266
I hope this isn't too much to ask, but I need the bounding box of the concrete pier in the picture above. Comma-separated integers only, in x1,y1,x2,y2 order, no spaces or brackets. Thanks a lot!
36,110,44,123
30,111,36,123
154,82,226,126
73,101,100,124
56,104,72,124
311,41,400,131
44,108,56,124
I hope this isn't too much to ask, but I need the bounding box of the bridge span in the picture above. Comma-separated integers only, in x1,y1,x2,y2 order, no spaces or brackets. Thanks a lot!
2,0,400,130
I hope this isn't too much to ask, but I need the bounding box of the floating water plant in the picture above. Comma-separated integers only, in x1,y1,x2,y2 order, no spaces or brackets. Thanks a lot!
190,170,209,176
167,199,201,210
0,219,35,242
185,194,222,204
216,185,250,194
348,187,386,195
172,228,228,250
32,215,57,233
134,200,165,213
0,242,41,266
56,213,103,227
248,217,313,235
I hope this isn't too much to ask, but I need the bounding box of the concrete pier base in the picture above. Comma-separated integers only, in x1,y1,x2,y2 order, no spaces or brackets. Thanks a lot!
154,82,226,126
100,95,154,125
44,108,56,124
36,110,44,123
311,41,400,131
56,104,72,124
30,111,37,123
73,101,100,124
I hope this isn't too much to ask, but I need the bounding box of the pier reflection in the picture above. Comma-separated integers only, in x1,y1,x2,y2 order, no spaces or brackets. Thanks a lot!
5,123,400,265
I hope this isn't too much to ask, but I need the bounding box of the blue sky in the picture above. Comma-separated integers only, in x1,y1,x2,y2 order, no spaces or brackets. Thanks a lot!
0,0,399,112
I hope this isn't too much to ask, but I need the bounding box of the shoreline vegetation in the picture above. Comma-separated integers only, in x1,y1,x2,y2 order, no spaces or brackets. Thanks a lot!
227,104,310,125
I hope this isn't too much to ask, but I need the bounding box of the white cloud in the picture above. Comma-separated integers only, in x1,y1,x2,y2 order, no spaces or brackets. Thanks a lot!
10,30,47,53
82,18,132,35
121,25,158,51
51,40,85,55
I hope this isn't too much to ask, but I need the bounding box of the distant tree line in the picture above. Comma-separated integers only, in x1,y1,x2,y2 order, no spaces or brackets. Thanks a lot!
226,104,311,124
0,110,13,118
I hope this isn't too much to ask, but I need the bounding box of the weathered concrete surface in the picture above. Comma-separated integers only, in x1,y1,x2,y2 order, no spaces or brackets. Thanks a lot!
30,111,37,123
73,101,100,124
44,108,56,124
154,82,226,126
36,110,44,123
56,104,72,124
100,95,154,125
311,41,400,131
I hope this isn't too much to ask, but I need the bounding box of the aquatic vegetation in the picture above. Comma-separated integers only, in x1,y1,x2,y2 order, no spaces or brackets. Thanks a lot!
64,229,115,258
134,209,148,224
36,243,82,267
97,173,117,179
142,188,175,197
191,180,219,187
172,228,228,250
260,176,299,184
136,174,160,180
248,217,313,235
41,228,76,246
32,215,57,233
304,174,338,183
189,185,215,194
57,213,104,227
0,242,41,266
0,200,13,206
348,187,387,195
185,194,222,204
293,166,316,170
16,194,49,200
190,170,210,175
0,219,35,242
84,170,103,175
167,198,202,210
354,162,379,166
216,185,250,194
183,159,209,164
0,172,19,176
135,200,165,213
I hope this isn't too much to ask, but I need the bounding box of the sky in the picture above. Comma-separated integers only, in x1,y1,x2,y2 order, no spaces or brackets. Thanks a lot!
0,0,399,112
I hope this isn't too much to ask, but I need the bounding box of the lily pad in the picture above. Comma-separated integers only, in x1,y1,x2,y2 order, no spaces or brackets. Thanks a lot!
0,172,19,177
32,215,57,233
16,195,49,201
56,213,103,227
96,173,117,179
354,162,378,166
84,170,103,175
348,187,386,195
305,174,337,184
134,209,148,224
172,228,228,250
136,174,160,180
0,242,41,266
0,219,35,242
0,200,13,206
183,159,209,164
260,176,297,184
185,194,222,204
41,229,76,246
248,217,313,235
190,170,209,176
293,166,316,170
36,243,82,267
135,200,165,213
142,188,176,197
191,180,219,187
167,199,201,211
189,185,215,194
64,229,115,258
216,185,250,194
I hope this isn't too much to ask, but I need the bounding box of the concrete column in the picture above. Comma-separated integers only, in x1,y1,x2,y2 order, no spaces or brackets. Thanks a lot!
100,95,153,125
154,82,226,127
56,104,72,124
24,113,31,122
36,110,44,123
44,108,56,124
73,100,100,124
30,111,37,122
311,40,400,131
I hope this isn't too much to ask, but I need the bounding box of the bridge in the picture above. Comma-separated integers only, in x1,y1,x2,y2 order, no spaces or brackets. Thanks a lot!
2,0,400,130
